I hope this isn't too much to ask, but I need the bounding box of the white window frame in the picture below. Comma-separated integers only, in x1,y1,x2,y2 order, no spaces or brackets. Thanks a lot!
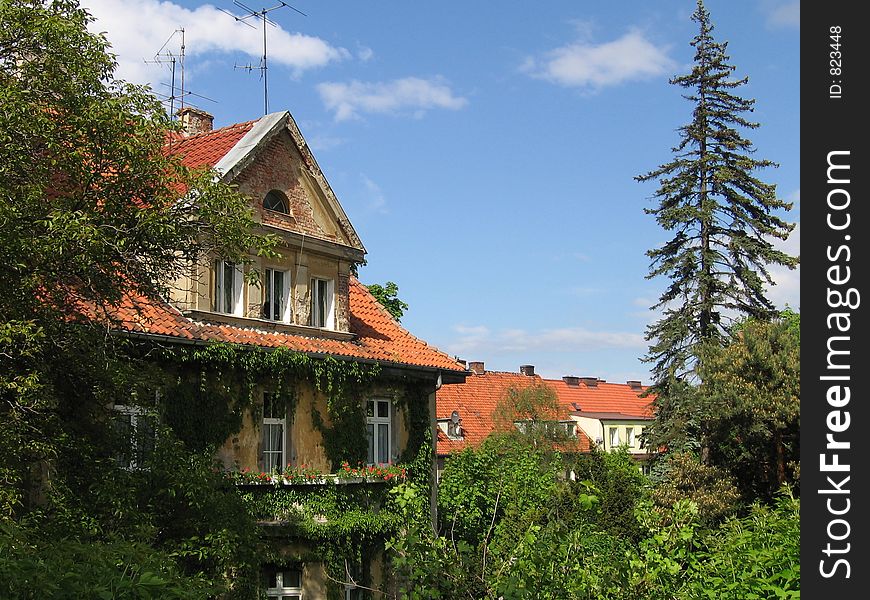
113,404,153,470
609,426,620,448
626,427,635,448
310,277,335,329
263,268,292,322
215,259,244,316
366,399,392,466
262,392,286,473
265,568,303,599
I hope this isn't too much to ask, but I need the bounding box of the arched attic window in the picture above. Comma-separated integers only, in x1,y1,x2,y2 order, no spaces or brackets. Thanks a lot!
263,189,290,214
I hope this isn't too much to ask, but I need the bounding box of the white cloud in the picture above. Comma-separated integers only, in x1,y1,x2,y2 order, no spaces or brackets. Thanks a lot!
447,324,645,356
763,1,800,29
767,221,800,310
522,29,674,90
82,0,347,88
316,77,467,121
361,175,388,214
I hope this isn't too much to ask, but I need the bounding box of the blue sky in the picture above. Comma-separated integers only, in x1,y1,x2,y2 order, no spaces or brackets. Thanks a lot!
81,0,800,384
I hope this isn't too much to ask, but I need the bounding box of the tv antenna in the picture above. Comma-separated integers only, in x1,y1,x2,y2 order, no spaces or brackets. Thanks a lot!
145,28,188,117
147,29,218,119
218,1,307,115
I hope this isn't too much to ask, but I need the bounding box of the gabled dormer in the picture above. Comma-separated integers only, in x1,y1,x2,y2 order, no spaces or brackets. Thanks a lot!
166,109,365,337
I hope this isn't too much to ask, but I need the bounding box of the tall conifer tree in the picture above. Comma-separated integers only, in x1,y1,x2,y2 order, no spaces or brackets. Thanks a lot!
637,0,797,384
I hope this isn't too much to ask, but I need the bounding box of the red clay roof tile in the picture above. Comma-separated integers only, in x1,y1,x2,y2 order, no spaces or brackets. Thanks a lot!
435,371,595,455
110,277,464,373
166,120,257,170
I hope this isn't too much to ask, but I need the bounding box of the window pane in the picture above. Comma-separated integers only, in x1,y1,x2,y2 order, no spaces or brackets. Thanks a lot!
310,279,320,326
366,401,374,418
377,400,389,418
283,570,301,588
273,270,284,319
270,425,283,453
223,262,234,313
377,423,389,464
264,270,274,319
367,424,374,465
317,279,328,327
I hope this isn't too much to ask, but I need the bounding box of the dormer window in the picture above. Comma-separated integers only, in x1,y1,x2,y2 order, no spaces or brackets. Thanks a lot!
310,278,334,329
264,189,290,214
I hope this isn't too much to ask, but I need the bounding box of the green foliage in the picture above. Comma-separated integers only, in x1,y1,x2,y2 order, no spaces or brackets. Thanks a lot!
697,314,800,501
570,448,649,542
686,490,800,599
364,281,409,322
0,2,276,596
166,344,381,468
0,522,213,599
437,435,562,548
242,480,403,598
636,0,797,382
391,431,800,599
651,452,741,524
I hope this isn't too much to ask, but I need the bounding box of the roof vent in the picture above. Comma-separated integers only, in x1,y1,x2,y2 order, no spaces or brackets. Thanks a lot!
570,402,582,411
456,358,467,369
627,380,643,391
581,377,598,387
562,376,580,386
520,364,535,376
468,361,485,375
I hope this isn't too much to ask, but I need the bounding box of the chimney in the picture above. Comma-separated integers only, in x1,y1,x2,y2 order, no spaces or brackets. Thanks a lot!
455,358,467,369
627,380,643,391
468,361,485,375
520,364,535,376
177,107,214,137
562,375,580,387
581,377,598,387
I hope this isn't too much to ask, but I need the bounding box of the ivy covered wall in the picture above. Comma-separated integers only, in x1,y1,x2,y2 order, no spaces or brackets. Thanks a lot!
149,342,438,598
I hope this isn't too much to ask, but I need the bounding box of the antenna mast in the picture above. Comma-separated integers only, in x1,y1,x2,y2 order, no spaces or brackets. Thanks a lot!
219,1,306,115
146,28,187,118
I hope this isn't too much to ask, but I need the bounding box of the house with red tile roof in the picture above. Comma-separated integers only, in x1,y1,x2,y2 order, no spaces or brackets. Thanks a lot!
435,361,655,473
111,107,468,597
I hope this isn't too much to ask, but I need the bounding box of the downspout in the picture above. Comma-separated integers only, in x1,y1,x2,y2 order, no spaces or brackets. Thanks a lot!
430,371,443,532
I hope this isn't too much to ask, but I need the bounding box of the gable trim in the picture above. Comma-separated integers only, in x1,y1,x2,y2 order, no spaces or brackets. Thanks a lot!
213,111,288,180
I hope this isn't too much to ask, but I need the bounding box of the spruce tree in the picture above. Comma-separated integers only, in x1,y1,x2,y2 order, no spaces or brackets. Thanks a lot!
637,0,797,384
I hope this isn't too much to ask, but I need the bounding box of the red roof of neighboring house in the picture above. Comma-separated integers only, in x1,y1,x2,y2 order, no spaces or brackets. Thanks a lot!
167,120,257,170
110,277,465,373
435,370,593,455
545,378,654,419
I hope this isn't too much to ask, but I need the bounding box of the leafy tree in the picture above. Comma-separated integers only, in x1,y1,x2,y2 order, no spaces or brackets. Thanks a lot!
365,281,409,321
650,452,741,524
636,0,797,382
697,313,800,501
1,0,271,595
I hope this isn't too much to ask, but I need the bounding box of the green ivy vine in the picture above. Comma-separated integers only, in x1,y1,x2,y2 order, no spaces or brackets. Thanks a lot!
144,341,435,598
157,343,380,454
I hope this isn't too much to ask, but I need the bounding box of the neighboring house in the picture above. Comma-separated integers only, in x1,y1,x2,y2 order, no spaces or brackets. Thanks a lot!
434,361,592,477
435,361,654,474
552,376,655,473
110,108,468,598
